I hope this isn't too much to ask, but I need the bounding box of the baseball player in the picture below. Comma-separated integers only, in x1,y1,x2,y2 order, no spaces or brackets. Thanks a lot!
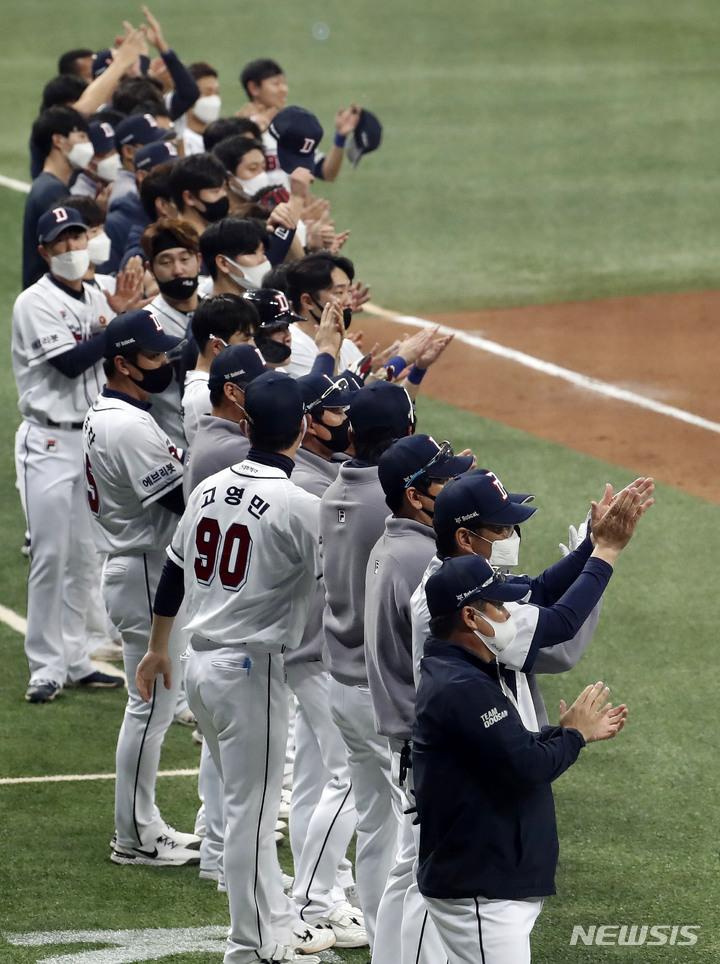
412,485,649,964
82,309,200,866
319,381,416,947
136,371,337,963
181,294,259,447
141,218,202,447
364,436,473,964
285,373,367,948
12,204,124,703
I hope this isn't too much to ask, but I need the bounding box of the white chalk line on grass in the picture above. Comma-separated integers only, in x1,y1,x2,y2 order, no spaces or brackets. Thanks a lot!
0,172,30,193
364,303,720,437
0,768,198,786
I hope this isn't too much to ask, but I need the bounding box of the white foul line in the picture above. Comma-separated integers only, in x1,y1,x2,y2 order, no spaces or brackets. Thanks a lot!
365,305,720,436
0,172,30,193
0,768,199,786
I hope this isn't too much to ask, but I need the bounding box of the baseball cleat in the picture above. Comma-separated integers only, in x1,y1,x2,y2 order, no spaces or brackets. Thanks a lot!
25,679,61,703
160,822,202,850
343,884,362,910
282,873,294,895
289,920,336,954
89,640,124,662
111,834,201,867
74,670,125,688
173,705,197,726
259,946,320,964
278,788,292,819
310,906,368,947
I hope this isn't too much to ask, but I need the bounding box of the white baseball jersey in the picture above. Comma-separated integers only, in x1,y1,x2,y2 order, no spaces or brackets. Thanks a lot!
83,389,184,555
145,295,194,446
11,275,112,424
284,324,362,379
181,370,210,447
168,459,321,651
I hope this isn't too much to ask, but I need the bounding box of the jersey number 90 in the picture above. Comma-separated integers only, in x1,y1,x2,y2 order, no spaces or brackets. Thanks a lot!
194,518,252,592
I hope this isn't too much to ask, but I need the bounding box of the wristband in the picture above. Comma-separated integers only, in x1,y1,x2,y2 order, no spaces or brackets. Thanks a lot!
384,355,407,378
407,364,426,386
334,132,347,148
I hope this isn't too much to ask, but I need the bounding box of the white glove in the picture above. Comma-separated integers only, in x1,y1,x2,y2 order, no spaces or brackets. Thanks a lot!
559,519,588,557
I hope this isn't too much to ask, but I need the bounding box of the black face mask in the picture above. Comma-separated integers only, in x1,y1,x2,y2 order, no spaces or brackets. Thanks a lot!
156,275,198,301
128,362,174,395
311,299,354,330
317,414,351,454
197,194,230,223
256,335,292,365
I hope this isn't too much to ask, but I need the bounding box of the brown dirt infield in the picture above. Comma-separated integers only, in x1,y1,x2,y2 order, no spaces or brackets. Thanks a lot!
359,290,720,505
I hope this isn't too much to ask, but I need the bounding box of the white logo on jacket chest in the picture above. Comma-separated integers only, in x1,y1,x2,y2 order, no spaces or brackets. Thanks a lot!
481,707,508,728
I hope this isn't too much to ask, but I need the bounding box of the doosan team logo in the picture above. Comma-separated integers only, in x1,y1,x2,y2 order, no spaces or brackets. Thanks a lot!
570,924,699,946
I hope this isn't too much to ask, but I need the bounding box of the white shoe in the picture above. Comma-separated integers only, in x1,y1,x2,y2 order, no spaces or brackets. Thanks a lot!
289,920,336,954
161,823,201,851
344,883,362,910
276,820,287,832
259,946,320,964
311,906,368,948
282,873,294,895
90,639,124,662
274,830,285,843
278,788,291,819
111,835,200,867
174,705,197,726
335,899,364,921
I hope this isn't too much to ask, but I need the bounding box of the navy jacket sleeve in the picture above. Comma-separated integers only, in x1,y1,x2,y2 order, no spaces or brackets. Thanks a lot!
162,49,201,121
511,532,594,606
47,332,107,379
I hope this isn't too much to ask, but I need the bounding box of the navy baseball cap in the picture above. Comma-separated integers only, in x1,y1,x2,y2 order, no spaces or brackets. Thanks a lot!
347,381,415,439
92,49,113,79
346,109,383,168
425,555,529,619
269,106,323,173
243,370,304,432
378,435,474,503
115,113,175,150
134,140,180,172
242,288,304,329
297,373,355,414
433,470,537,532
208,344,266,393
38,205,87,244
88,120,116,155
104,309,182,358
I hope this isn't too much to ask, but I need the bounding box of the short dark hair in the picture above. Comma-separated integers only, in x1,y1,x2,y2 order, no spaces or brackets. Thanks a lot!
57,48,94,76
138,162,175,221
103,350,138,380
284,252,355,313
189,61,218,80
53,194,104,229
199,217,268,279
130,101,170,121
212,135,265,174
353,436,398,466
428,609,464,640
246,419,301,454
240,58,284,98
111,77,163,114
191,293,259,351
204,117,262,150
169,153,227,210
40,74,87,112
141,217,200,261
434,524,460,560
31,106,88,159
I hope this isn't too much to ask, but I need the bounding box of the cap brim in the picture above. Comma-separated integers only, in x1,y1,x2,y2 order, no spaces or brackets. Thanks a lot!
40,219,88,243
466,578,529,604
136,332,183,354
487,501,538,525
427,453,474,480
345,136,363,168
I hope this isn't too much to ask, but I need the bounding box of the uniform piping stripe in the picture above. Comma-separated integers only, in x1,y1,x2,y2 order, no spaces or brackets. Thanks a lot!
252,654,274,947
473,897,486,963
298,781,354,919
131,553,157,846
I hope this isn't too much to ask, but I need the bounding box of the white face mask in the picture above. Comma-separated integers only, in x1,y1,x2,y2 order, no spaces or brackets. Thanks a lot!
224,256,270,290
474,529,521,569
472,608,517,657
95,153,122,181
50,248,90,281
230,171,270,198
192,94,222,125
86,231,112,265
66,140,94,170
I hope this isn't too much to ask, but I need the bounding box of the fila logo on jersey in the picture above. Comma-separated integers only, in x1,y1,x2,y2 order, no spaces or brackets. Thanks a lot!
45,439,58,452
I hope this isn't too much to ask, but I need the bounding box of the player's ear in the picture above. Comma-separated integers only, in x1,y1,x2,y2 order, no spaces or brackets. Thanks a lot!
455,527,474,553
38,244,49,264
299,291,315,316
